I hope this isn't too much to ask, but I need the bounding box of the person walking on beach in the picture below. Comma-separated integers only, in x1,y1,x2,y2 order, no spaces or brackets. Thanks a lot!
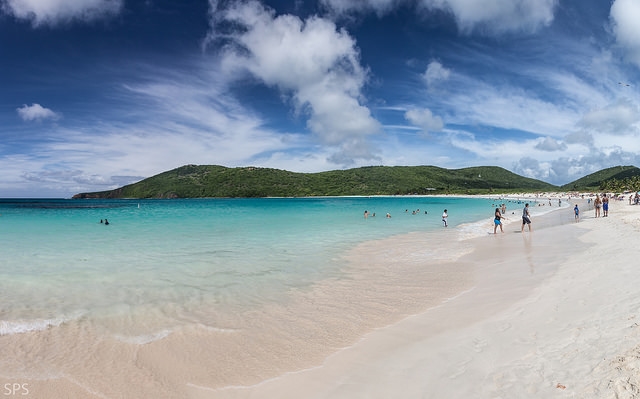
521,203,532,232
494,207,505,233
574,204,580,222
602,194,609,217
442,209,448,227
594,194,602,217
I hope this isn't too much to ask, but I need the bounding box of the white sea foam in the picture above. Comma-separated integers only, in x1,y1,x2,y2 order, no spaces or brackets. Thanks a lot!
194,324,240,334
113,329,173,345
0,317,66,336
456,200,570,240
112,323,240,345
457,218,496,240
0,309,86,336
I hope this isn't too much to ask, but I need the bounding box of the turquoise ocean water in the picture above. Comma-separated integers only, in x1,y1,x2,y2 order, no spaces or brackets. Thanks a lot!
0,196,514,338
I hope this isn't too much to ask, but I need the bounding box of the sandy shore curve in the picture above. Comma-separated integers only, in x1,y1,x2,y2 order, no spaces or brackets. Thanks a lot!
205,198,640,399
4,196,640,399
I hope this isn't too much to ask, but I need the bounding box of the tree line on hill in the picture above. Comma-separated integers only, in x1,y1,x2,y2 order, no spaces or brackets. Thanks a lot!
72,164,640,199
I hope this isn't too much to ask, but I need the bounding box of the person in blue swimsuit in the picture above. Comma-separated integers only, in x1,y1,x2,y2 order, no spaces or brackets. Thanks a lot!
574,204,579,222
493,207,504,233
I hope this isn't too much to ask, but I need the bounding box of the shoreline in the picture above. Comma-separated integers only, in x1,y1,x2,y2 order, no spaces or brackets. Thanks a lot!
0,196,492,397
1,196,617,398
204,199,640,398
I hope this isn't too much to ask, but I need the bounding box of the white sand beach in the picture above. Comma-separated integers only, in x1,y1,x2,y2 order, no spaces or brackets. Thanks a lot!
203,199,640,399
5,197,640,398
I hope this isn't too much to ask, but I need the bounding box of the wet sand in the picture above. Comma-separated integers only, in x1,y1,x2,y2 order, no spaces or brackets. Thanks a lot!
205,199,640,398
1,224,475,398
7,198,638,398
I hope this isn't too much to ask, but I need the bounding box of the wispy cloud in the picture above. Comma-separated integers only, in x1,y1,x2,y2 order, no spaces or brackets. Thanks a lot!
420,0,558,35
3,0,640,197
439,81,581,137
321,0,558,34
320,0,398,17
4,59,321,196
579,98,640,136
1,0,122,26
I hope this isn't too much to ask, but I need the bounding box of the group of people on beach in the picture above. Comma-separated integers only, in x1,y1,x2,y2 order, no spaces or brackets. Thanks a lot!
593,194,609,217
364,202,534,234
493,203,532,234
364,192,634,236
363,194,622,234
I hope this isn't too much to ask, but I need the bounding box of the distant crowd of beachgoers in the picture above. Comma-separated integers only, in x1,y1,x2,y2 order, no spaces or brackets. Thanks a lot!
361,192,640,234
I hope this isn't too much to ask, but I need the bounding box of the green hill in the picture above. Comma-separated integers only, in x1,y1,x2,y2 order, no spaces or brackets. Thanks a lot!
72,164,559,199
560,165,640,192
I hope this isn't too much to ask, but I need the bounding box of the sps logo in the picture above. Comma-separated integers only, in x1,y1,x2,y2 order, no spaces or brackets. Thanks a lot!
3,384,29,396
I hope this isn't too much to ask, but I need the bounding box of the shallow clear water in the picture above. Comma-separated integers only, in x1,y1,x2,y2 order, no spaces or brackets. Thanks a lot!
0,196,509,337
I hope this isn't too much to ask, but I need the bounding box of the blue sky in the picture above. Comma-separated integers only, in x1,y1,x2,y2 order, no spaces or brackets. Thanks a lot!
2,0,640,197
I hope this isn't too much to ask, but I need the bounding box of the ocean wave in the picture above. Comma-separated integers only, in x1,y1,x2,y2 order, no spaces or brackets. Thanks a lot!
456,218,496,240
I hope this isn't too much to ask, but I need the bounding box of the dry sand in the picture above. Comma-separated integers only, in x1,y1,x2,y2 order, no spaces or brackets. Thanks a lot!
205,199,640,399
4,198,640,398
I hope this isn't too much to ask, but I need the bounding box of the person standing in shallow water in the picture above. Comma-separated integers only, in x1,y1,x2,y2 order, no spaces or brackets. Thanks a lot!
442,209,448,227
521,203,532,232
493,207,504,234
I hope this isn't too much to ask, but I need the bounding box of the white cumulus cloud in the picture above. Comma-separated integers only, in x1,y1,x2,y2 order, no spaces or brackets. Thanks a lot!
404,108,443,134
423,60,450,87
209,0,381,165
1,0,122,26
16,103,60,121
610,0,640,68
534,136,567,152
